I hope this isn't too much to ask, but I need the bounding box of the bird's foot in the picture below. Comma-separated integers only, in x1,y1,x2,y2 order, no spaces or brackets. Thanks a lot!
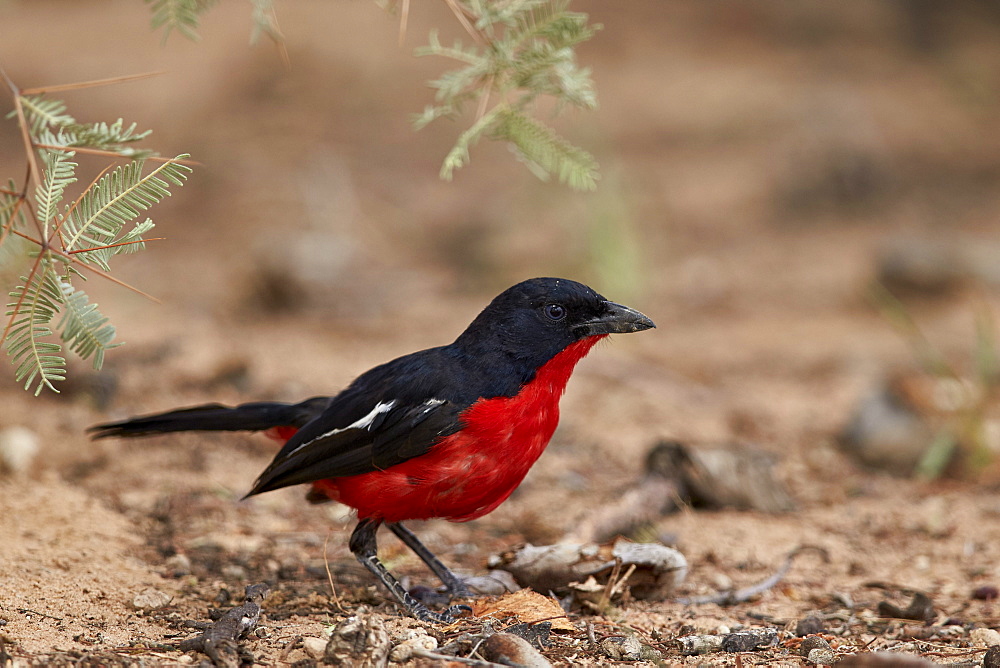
446,582,475,599
409,582,478,608
412,602,472,624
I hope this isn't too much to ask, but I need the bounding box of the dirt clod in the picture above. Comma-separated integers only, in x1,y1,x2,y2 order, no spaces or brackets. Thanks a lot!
876,592,935,621
721,627,779,652
131,588,173,611
795,615,828,637
972,627,1000,648
799,635,833,657
388,628,438,662
324,614,390,667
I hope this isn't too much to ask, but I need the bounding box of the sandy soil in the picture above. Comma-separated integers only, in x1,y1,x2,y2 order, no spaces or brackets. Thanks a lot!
2,2,1000,665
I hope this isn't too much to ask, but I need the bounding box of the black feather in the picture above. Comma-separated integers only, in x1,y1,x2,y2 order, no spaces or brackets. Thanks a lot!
88,397,330,439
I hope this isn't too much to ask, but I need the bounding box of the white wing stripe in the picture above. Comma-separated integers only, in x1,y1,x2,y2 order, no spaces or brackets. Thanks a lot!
287,400,396,456
420,398,445,415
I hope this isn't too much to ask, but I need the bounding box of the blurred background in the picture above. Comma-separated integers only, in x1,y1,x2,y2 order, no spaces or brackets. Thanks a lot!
3,0,1000,658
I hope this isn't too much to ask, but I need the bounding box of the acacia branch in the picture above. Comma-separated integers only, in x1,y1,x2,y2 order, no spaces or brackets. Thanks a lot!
1,67,44,230
33,144,200,166
68,237,165,254
19,71,165,95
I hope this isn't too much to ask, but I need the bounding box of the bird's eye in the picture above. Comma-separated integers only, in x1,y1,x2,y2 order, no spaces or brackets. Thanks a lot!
544,303,566,321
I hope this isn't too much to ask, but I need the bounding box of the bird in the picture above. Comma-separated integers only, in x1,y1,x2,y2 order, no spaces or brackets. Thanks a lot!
90,277,655,622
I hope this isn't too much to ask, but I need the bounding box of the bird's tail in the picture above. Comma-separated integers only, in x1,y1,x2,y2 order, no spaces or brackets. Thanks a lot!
88,396,330,439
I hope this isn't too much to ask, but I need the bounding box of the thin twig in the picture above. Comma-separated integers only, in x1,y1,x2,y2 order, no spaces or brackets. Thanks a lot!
475,75,493,122
49,241,162,302
32,144,200,166
607,563,637,602
16,607,64,622
398,0,410,46
19,71,166,95
1,68,44,231
9,220,161,303
442,0,485,44
277,635,303,663
323,531,345,612
676,545,830,606
0,251,45,347
0,192,26,250
68,238,165,254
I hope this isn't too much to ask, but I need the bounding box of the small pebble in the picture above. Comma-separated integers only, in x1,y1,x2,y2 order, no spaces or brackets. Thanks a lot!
722,627,778,652
389,631,438,662
971,627,1000,648
807,647,838,666
0,426,39,475
601,636,642,661
164,553,192,577
796,615,827,637
131,588,172,611
799,636,833,657
984,646,1000,668
462,569,521,596
481,633,551,668
325,615,390,667
302,636,327,659
973,585,999,601
678,633,724,655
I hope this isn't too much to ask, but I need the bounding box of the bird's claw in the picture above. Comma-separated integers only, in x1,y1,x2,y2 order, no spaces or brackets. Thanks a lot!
413,603,472,624
445,603,473,617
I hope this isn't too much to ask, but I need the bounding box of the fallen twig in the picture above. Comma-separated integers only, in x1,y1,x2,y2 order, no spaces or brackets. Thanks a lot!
177,583,269,668
676,545,828,606
16,608,63,622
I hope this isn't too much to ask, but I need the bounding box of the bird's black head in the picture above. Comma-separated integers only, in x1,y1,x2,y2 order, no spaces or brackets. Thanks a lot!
453,277,655,372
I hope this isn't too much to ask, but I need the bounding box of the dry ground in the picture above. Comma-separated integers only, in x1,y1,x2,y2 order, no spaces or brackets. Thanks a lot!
2,2,1000,665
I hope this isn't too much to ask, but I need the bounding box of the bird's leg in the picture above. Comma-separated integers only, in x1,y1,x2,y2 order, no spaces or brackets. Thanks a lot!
349,519,469,623
388,522,474,598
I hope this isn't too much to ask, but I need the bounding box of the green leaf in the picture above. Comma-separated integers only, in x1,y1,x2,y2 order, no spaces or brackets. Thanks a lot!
0,180,27,246
409,1,601,187
57,280,119,369
439,106,503,181
15,95,75,135
489,108,598,190
39,119,153,156
35,150,78,230
5,262,66,395
146,0,219,42
250,0,283,45
61,156,191,270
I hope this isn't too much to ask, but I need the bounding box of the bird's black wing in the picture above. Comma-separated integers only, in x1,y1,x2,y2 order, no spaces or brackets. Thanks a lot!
245,397,465,496
245,348,475,497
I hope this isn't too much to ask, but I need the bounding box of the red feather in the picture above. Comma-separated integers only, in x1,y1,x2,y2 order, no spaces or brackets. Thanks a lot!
268,336,604,523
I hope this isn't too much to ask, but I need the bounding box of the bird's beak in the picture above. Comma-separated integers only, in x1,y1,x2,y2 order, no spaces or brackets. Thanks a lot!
574,301,656,336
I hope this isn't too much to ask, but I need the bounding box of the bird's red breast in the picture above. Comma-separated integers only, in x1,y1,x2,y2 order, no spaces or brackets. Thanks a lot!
264,336,605,523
